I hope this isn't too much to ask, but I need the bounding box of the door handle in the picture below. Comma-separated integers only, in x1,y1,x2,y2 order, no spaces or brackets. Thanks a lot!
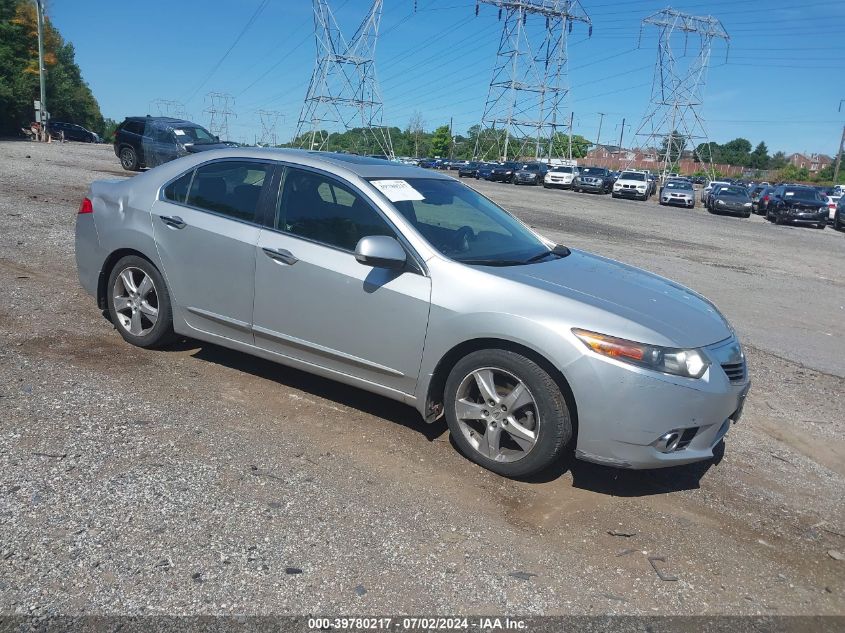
159,215,186,229
262,247,298,266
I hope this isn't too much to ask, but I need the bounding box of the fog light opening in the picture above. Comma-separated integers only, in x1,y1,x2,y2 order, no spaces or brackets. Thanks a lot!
656,431,681,453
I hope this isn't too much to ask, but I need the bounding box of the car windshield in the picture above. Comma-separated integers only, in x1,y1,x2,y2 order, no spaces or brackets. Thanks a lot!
522,164,540,171
551,166,574,173
580,167,606,176
665,182,692,190
719,186,748,197
619,172,645,181
372,178,553,266
500,162,520,169
784,187,823,201
172,126,217,144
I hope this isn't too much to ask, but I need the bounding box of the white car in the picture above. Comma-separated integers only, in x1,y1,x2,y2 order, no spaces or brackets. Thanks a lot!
826,195,841,221
543,165,578,189
612,170,650,201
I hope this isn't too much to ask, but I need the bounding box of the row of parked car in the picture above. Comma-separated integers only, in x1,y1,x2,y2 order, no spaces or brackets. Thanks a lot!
699,179,843,229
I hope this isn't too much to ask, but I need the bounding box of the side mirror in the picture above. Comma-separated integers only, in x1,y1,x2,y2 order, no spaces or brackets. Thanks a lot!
355,235,407,270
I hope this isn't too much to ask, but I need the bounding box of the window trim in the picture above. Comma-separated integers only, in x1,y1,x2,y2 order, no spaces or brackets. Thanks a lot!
157,157,275,227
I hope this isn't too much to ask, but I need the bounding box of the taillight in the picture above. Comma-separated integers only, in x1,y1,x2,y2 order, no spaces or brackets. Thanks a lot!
78,198,93,214
763,195,769,202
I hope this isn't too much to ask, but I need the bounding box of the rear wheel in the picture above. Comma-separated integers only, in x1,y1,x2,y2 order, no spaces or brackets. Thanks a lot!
119,146,139,171
444,349,572,478
107,255,175,349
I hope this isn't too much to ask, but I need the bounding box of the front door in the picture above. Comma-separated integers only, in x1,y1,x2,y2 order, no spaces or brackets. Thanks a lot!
152,159,273,344
252,167,431,396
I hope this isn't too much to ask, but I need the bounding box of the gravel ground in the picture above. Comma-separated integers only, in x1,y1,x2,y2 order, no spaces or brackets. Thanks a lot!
0,141,843,618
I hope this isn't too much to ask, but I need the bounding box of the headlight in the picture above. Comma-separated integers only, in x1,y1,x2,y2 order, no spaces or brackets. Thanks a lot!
717,199,725,205
743,202,752,207
637,185,646,190
572,328,710,379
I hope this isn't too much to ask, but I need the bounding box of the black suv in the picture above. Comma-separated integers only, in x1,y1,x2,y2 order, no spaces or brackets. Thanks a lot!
46,121,99,143
114,117,235,171
573,166,613,194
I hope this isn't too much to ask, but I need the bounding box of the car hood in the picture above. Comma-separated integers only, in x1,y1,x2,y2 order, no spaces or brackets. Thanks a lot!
488,250,732,348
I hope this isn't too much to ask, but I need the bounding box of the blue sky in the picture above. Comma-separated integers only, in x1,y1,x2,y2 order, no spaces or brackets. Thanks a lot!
49,0,845,155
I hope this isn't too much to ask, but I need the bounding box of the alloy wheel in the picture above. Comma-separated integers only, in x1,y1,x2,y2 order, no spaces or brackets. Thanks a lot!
112,267,159,337
454,367,539,463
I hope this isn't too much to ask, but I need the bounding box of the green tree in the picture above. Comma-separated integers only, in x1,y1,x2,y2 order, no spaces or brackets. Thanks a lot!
749,142,769,169
430,124,451,157
769,151,788,169
551,132,591,159
0,0,105,135
660,130,687,165
719,138,753,166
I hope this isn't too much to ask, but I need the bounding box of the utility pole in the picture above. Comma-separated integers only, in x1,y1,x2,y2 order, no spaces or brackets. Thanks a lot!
595,112,605,149
568,111,574,160
34,0,47,141
449,116,454,159
618,117,627,149
834,124,845,185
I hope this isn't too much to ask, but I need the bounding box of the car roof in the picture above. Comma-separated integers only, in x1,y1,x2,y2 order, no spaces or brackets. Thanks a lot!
166,147,455,180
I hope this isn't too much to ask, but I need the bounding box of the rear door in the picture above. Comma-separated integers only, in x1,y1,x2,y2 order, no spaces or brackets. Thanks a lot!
151,159,274,344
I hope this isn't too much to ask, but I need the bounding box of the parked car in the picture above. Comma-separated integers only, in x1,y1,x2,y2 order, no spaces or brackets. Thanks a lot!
418,158,439,169
612,171,650,201
543,165,578,189
825,195,841,223
766,185,828,228
75,149,749,477
833,196,845,231
114,116,235,171
708,185,753,218
488,161,523,183
513,162,548,185
476,162,497,180
659,180,695,208
701,180,731,205
457,161,481,178
46,121,99,143
573,166,613,194
753,186,775,215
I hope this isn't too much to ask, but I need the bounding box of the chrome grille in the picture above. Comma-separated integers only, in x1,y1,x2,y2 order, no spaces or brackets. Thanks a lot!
721,360,746,384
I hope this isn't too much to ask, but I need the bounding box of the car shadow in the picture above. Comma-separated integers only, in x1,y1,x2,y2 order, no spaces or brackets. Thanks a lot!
167,337,722,496
176,338,448,443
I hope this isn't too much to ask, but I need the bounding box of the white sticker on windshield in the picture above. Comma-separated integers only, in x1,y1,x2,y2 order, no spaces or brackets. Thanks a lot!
785,191,794,196
371,179,425,202
173,129,186,136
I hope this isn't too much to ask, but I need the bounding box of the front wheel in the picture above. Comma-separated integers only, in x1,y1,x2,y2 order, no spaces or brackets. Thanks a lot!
444,349,572,478
107,255,175,349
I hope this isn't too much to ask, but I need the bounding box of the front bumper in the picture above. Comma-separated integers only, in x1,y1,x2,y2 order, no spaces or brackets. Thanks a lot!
662,196,694,207
545,178,573,188
614,187,647,198
514,175,539,184
783,210,827,224
577,181,606,192
568,336,750,469
489,173,513,182
714,203,752,216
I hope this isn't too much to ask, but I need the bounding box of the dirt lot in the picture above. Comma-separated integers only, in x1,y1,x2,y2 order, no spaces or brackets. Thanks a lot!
0,140,843,617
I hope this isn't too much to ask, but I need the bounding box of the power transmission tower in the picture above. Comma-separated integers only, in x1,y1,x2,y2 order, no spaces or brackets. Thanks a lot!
472,0,592,162
295,0,393,157
629,8,729,179
204,92,236,141
149,99,188,118
257,110,284,146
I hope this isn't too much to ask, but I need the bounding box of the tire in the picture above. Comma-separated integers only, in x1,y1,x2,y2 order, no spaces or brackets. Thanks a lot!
444,349,572,478
611,192,619,198
743,212,751,218
107,255,176,349
817,223,825,230
119,145,139,171
835,215,842,231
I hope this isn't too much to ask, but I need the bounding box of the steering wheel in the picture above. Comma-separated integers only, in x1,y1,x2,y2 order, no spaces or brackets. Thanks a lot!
453,225,475,252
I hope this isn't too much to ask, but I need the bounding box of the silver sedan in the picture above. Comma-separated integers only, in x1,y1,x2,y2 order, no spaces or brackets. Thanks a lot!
75,149,750,478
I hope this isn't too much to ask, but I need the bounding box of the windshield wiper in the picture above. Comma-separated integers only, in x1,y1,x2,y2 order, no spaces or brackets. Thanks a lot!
523,244,571,264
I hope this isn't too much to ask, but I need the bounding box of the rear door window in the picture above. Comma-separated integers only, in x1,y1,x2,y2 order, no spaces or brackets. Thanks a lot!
163,170,194,204
185,161,272,223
